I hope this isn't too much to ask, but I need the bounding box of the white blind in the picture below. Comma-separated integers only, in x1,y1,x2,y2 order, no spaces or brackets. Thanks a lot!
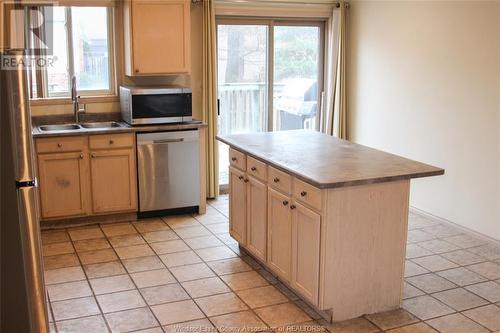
215,0,334,18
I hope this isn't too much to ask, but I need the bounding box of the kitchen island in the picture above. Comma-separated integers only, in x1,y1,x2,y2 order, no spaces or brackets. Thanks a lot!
217,130,444,322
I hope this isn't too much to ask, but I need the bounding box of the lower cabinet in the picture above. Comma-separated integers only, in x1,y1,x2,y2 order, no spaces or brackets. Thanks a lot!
228,148,321,306
90,148,137,214
229,166,247,244
292,201,321,304
246,175,267,262
267,188,321,302
36,133,137,220
37,151,89,219
267,187,293,282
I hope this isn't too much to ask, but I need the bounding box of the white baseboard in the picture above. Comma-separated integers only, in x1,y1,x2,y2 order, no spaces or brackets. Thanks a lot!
410,206,500,246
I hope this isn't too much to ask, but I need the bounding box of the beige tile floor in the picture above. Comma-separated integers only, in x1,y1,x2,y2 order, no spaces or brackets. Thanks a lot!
42,195,500,333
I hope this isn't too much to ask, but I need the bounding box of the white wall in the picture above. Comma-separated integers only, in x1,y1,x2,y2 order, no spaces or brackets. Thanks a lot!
348,1,500,240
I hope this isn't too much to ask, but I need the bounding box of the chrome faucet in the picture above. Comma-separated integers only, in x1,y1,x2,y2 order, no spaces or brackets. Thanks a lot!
71,76,85,123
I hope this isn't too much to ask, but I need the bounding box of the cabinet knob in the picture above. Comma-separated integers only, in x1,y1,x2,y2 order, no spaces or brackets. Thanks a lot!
91,153,96,158
251,166,257,171
238,175,244,180
282,200,289,206
231,157,237,161
273,177,280,183
290,204,296,210
57,143,62,148
300,191,307,197
244,178,249,183
109,140,114,144
135,69,139,73
79,153,84,159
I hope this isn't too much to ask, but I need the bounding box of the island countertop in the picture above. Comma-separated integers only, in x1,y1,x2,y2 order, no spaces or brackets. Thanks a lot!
217,130,444,189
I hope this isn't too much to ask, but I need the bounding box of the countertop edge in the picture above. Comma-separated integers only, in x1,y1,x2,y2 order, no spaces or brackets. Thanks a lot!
217,135,445,189
33,122,208,138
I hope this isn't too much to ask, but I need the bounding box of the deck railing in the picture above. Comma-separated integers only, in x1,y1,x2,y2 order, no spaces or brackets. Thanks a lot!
217,83,287,136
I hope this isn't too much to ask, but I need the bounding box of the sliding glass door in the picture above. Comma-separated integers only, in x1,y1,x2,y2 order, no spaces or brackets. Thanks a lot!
273,24,322,131
217,19,324,186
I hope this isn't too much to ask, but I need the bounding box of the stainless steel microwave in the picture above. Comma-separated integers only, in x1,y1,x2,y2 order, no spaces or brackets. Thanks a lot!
119,86,192,125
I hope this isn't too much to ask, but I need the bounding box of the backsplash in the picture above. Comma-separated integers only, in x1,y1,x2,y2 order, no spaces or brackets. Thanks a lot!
30,101,120,117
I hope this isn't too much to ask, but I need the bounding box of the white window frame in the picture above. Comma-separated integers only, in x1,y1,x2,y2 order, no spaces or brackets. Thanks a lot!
30,6,115,100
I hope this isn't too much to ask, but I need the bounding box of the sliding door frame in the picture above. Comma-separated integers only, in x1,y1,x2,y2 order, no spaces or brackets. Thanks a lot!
216,17,326,132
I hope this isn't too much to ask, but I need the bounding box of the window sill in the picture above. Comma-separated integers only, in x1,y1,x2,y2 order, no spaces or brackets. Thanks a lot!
30,95,119,106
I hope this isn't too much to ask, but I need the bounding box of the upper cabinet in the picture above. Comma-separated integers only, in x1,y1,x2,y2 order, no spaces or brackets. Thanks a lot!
123,0,191,76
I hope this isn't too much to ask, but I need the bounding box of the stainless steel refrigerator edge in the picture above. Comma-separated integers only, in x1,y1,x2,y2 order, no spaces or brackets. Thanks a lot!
1,50,49,333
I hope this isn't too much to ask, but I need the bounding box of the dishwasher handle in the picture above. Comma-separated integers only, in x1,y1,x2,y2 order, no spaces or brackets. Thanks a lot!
153,138,184,144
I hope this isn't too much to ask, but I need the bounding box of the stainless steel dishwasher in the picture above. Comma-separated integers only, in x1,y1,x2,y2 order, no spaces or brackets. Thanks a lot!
137,130,200,216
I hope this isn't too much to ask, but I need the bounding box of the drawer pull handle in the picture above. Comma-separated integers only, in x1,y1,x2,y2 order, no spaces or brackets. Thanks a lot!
91,153,96,158
231,157,237,161
57,143,62,148
109,140,114,144
238,175,244,180
282,200,289,206
244,178,249,183
290,204,296,210
79,153,84,159
300,191,307,197
251,166,257,171
273,177,280,183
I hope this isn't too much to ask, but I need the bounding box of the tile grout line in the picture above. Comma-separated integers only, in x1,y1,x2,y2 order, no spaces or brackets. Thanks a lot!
163,212,313,331
53,230,114,333
103,220,170,332
42,199,500,333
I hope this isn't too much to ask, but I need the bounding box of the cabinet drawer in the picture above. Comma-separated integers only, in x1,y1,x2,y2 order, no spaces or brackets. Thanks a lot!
89,133,134,150
229,147,246,171
268,166,292,195
36,136,86,153
293,178,322,211
246,156,267,182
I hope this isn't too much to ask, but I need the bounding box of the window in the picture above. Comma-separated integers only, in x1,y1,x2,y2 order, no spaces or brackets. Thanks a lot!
216,19,325,185
28,6,113,99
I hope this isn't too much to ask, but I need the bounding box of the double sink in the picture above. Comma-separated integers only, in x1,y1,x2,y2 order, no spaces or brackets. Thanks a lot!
38,121,124,133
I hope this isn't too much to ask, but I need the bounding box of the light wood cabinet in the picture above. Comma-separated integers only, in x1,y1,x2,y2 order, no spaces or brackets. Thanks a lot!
123,0,191,76
246,176,267,262
37,151,89,219
228,148,321,306
229,166,246,244
36,133,138,220
267,187,292,282
221,136,418,321
90,149,137,214
228,148,321,305
291,201,320,304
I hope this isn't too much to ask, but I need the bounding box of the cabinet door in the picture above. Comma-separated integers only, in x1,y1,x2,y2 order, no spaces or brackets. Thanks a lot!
90,149,137,213
130,0,190,75
246,176,267,262
292,201,321,305
267,187,292,282
37,152,89,219
229,166,246,244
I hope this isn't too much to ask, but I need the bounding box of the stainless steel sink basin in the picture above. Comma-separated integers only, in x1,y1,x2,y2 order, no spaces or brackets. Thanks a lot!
39,124,81,131
80,121,122,129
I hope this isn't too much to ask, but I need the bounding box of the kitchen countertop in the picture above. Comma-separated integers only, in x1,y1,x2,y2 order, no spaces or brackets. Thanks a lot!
32,121,207,138
217,130,444,189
